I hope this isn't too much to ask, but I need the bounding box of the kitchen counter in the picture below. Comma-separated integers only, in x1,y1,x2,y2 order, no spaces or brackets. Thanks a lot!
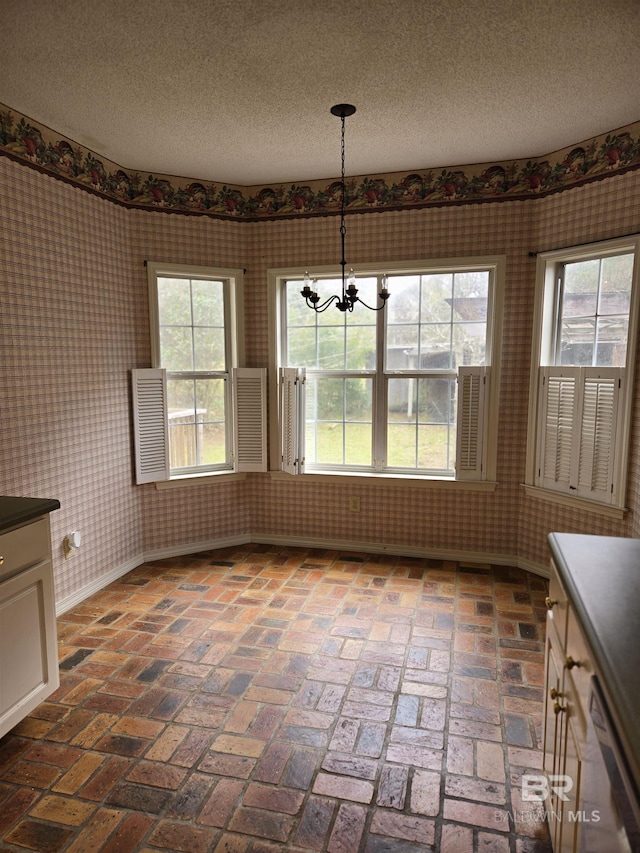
0,496,60,533
548,532,640,791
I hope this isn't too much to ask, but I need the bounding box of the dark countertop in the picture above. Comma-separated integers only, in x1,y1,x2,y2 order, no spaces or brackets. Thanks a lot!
548,532,640,789
0,496,61,533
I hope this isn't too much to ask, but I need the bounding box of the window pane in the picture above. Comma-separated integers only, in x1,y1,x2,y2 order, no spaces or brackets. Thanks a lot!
195,378,226,422
166,378,227,469
318,326,345,369
346,325,376,369
287,282,316,326
388,377,416,422
419,324,453,367
599,254,633,316
317,423,344,464
387,324,419,362
559,318,595,365
417,378,455,425
160,326,193,370
418,425,451,470
596,315,628,366
562,259,599,317
387,423,416,467
201,423,226,465
421,274,452,322
168,422,196,469
158,277,191,325
191,279,223,325
387,276,420,324
345,378,372,420
453,323,487,366
167,378,196,468
167,378,195,413
316,377,344,421
194,326,225,370
287,326,317,367
453,271,489,319
345,423,371,465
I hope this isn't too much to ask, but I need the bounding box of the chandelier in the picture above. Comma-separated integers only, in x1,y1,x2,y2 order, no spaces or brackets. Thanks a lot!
300,104,390,313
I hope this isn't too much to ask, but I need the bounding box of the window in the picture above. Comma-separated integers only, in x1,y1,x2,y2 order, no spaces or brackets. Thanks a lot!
132,262,267,483
526,236,640,508
271,258,504,481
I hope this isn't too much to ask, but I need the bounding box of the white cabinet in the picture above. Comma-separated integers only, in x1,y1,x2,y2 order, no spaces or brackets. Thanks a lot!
0,514,59,739
543,560,593,852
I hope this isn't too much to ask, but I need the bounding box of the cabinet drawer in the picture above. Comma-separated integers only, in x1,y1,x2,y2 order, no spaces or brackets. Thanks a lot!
0,518,49,581
565,607,593,725
547,564,569,649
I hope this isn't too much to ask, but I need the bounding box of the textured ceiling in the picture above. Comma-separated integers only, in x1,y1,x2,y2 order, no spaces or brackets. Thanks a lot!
1,0,639,186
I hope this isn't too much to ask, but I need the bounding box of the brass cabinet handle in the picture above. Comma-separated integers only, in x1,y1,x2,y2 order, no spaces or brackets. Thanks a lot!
0,556,4,565
554,701,566,715
545,597,557,609
550,687,560,700
565,655,580,670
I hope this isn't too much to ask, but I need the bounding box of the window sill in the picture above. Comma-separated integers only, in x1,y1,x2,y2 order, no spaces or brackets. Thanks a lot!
522,484,627,520
155,472,247,490
270,471,497,491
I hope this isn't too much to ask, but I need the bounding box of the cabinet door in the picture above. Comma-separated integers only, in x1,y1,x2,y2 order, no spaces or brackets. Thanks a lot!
544,629,567,849
0,560,59,739
558,714,583,853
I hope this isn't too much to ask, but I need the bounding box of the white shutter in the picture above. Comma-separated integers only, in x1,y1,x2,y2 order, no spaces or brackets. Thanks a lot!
455,366,487,480
132,368,169,484
233,368,268,472
281,367,305,475
537,367,579,494
576,368,622,503
536,366,623,503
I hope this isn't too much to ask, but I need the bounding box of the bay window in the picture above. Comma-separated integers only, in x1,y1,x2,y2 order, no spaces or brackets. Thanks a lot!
271,258,504,481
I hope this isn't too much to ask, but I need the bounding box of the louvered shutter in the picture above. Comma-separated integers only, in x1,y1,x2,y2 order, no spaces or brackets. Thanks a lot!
132,368,169,484
455,366,487,480
536,367,622,503
281,367,305,475
576,368,622,503
536,367,579,494
233,368,268,472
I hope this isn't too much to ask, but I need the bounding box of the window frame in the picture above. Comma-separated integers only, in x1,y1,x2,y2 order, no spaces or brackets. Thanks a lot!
525,235,640,510
146,261,245,477
268,256,505,483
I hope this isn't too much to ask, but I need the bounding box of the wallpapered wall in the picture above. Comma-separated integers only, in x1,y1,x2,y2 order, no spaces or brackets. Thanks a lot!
1,155,639,606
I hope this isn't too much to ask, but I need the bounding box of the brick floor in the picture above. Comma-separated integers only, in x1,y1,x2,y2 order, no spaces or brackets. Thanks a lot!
0,545,553,852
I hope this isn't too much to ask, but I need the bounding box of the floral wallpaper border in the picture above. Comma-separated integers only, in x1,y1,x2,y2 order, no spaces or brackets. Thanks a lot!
2,104,640,221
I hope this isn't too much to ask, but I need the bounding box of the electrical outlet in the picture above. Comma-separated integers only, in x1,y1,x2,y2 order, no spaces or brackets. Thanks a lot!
348,496,360,513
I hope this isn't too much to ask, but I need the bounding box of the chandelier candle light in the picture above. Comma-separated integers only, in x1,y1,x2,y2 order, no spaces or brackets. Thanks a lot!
300,104,390,313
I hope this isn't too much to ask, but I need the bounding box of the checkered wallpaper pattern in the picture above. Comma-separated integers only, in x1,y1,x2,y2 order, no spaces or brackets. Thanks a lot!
2,155,640,604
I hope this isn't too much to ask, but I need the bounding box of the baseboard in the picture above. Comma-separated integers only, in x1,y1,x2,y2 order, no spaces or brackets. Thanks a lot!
143,534,252,562
251,533,550,578
55,553,146,616
56,534,549,613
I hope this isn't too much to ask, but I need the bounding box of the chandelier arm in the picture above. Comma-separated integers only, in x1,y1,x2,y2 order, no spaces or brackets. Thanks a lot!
353,296,389,312
305,294,340,312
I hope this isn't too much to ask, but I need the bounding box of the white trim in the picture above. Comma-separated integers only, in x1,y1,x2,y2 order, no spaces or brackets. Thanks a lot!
155,472,247,489
522,483,627,520
143,534,252,562
55,553,145,616
269,470,497,490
